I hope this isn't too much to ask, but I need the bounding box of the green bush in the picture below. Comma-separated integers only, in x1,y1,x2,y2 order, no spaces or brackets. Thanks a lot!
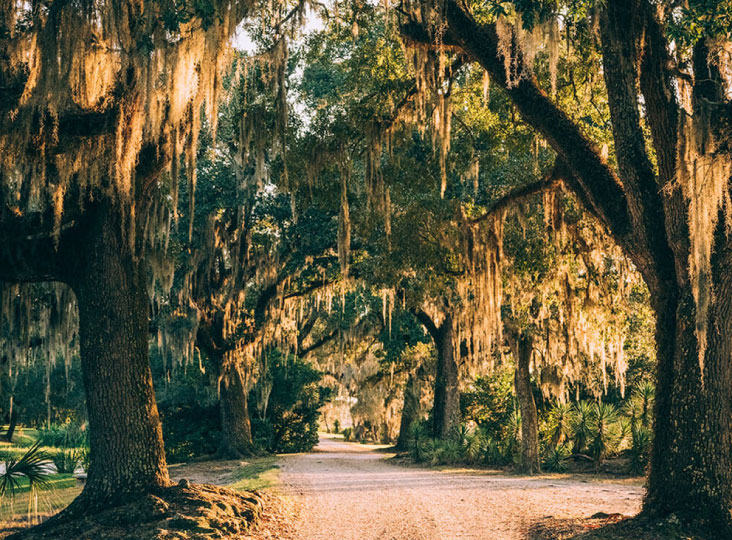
342,427,354,442
482,434,505,466
543,444,571,472
588,402,621,466
461,368,515,440
51,448,82,474
159,402,221,462
627,425,652,474
250,351,332,454
79,447,91,472
38,422,87,448
431,438,461,465
406,422,432,463
463,429,487,464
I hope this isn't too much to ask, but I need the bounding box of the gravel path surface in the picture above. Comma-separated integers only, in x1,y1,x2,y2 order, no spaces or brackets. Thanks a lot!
279,434,643,540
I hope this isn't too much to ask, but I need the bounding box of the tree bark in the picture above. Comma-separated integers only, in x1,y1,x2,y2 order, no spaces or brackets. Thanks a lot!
646,276,732,530
218,361,253,458
396,372,420,450
433,314,460,440
5,401,18,443
197,320,255,459
513,334,540,474
69,202,169,505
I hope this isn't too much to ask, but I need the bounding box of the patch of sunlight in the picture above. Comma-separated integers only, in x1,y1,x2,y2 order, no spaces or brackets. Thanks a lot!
0,473,82,523
228,456,281,492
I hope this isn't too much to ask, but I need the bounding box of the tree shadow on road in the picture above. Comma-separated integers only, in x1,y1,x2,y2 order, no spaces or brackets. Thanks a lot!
528,514,715,540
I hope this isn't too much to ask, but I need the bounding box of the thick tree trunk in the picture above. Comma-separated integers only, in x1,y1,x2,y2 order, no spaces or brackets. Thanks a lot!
70,202,169,505
433,315,460,440
219,361,253,458
514,334,540,474
645,278,732,531
396,372,420,450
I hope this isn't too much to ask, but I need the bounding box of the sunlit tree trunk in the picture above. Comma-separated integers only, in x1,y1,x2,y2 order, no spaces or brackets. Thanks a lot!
396,372,420,449
513,333,540,474
432,314,460,440
218,360,253,458
70,202,169,505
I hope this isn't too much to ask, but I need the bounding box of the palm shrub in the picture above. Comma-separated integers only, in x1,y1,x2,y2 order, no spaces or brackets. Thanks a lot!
504,409,522,464
627,425,652,475
431,438,462,466
617,416,631,449
0,442,51,514
342,427,354,441
570,401,593,455
407,422,432,463
623,395,642,431
633,382,655,429
544,402,573,449
451,424,472,452
543,444,571,472
464,428,487,464
589,401,620,467
483,435,504,466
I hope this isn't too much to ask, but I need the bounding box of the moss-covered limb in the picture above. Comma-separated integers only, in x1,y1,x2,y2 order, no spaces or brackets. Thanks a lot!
400,1,670,297
636,2,679,188
598,0,677,297
469,158,564,225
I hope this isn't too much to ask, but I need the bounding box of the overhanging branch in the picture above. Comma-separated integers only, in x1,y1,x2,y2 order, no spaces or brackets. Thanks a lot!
469,159,565,224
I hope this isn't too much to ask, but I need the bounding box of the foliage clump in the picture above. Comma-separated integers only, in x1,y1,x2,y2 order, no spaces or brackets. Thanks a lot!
251,350,332,454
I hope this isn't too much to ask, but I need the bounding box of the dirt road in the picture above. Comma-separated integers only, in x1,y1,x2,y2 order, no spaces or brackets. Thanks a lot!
278,434,643,540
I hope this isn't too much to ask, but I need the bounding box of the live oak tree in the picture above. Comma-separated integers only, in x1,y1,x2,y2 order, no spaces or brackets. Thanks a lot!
157,70,343,458
400,0,732,530
0,0,307,512
502,193,646,474
295,7,634,451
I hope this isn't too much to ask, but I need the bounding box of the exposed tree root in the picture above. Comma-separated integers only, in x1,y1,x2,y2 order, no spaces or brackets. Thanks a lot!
528,514,718,540
7,482,263,540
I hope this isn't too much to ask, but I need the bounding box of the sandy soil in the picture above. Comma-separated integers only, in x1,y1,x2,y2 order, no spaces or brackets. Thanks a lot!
278,434,643,540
